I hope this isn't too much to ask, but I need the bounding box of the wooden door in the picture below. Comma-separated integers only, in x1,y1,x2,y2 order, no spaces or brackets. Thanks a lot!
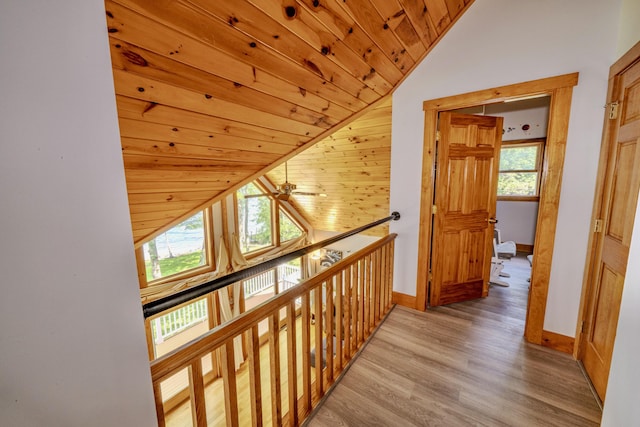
429,112,503,306
581,53,640,401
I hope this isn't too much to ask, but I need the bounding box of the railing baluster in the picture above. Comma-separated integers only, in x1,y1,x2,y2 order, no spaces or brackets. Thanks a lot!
313,285,323,399
374,249,381,323
343,266,352,363
383,247,388,313
247,325,262,427
325,278,334,386
367,253,376,337
335,271,343,374
268,314,282,426
350,263,360,357
153,381,165,427
189,359,207,427
358,259,365,345
221,340,239,427
361,257,367,338
286,300,298,426
301,293,311,415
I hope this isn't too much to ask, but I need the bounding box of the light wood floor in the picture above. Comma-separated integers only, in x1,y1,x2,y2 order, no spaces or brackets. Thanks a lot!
307,260,602,426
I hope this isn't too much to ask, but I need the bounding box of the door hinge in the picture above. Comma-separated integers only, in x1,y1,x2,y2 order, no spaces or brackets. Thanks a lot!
432,204,437,214
436,131,441,141
607,101,619,119
594,219,603,233
581,320,587,333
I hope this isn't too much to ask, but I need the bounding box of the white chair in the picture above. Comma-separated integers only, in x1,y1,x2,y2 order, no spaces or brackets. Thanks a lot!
490,238,510,287
494,228,517,259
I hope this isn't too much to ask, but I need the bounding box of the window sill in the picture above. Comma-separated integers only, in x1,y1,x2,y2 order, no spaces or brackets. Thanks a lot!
497,196,540,202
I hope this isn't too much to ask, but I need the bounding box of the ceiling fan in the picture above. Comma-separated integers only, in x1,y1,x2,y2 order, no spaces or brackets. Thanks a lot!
245,162,327,201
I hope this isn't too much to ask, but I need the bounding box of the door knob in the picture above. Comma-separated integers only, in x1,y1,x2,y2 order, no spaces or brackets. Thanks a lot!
488,218,499,224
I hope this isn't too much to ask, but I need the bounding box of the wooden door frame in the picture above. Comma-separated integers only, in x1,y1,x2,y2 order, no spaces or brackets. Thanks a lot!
575,41,640,359
416,73,579,345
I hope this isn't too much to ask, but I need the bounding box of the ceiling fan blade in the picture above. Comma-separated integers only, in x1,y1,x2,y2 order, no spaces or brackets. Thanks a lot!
242,193,271,199
292,191,327,197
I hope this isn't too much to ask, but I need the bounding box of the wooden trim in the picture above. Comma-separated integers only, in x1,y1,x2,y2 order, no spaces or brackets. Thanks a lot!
135,246,148,288
204,206,215,270
516,243,534,254
422,73,579,111
417,74,579,346
226,193,234,245
610,40,640,77
501,138,547,146
415,105,438,311
498,196,540,202
541,330,575,355
392,292,416,309
144,317,155,361
524,85,575,344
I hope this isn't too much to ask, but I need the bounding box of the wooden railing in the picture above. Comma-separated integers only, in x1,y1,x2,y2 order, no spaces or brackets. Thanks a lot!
150,233,397,426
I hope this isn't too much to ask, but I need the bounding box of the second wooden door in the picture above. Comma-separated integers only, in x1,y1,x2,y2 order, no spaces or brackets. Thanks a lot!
429,112,503,306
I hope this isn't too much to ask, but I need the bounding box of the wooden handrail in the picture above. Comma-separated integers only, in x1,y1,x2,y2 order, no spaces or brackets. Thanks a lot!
150,233,397,426
143,212,400,318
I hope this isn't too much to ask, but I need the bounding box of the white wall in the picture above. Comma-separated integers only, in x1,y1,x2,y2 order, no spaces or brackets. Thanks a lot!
390,0,620,339
601,1,640,424
0,1,157,426
616,0,640,58
496,201,539,246
313,230,379,258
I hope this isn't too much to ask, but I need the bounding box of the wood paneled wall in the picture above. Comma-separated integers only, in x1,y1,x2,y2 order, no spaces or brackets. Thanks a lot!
268,98,392,236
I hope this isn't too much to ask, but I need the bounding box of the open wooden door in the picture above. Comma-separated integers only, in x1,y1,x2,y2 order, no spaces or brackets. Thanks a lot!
580,47,640,402
429,112,503,306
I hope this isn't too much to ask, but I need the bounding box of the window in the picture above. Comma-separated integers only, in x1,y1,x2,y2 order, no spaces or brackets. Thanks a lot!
237,182,273,253
143,211,208,282
279,208,303,242
497,139,544,199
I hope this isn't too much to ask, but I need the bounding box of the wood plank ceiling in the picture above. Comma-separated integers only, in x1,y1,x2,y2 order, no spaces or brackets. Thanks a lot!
267,97,392,236
104,0,473,245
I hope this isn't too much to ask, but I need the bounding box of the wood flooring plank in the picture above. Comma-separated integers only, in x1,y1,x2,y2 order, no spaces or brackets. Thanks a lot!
307,256,601,426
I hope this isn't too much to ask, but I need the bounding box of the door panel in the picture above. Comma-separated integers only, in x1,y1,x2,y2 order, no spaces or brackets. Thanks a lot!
582,56,640,401
430,112,502,307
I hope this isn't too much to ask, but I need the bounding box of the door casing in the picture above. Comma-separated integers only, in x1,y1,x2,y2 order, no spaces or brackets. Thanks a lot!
416,73,579,345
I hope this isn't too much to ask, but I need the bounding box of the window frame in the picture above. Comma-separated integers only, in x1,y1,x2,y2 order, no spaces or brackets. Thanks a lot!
277,202,307,245
137,207,215,287
235,181,277,258
497,138,545,201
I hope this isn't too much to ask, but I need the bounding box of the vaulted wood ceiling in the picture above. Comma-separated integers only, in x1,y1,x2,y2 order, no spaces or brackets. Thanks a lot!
267,97,392,236
105,0,473,245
